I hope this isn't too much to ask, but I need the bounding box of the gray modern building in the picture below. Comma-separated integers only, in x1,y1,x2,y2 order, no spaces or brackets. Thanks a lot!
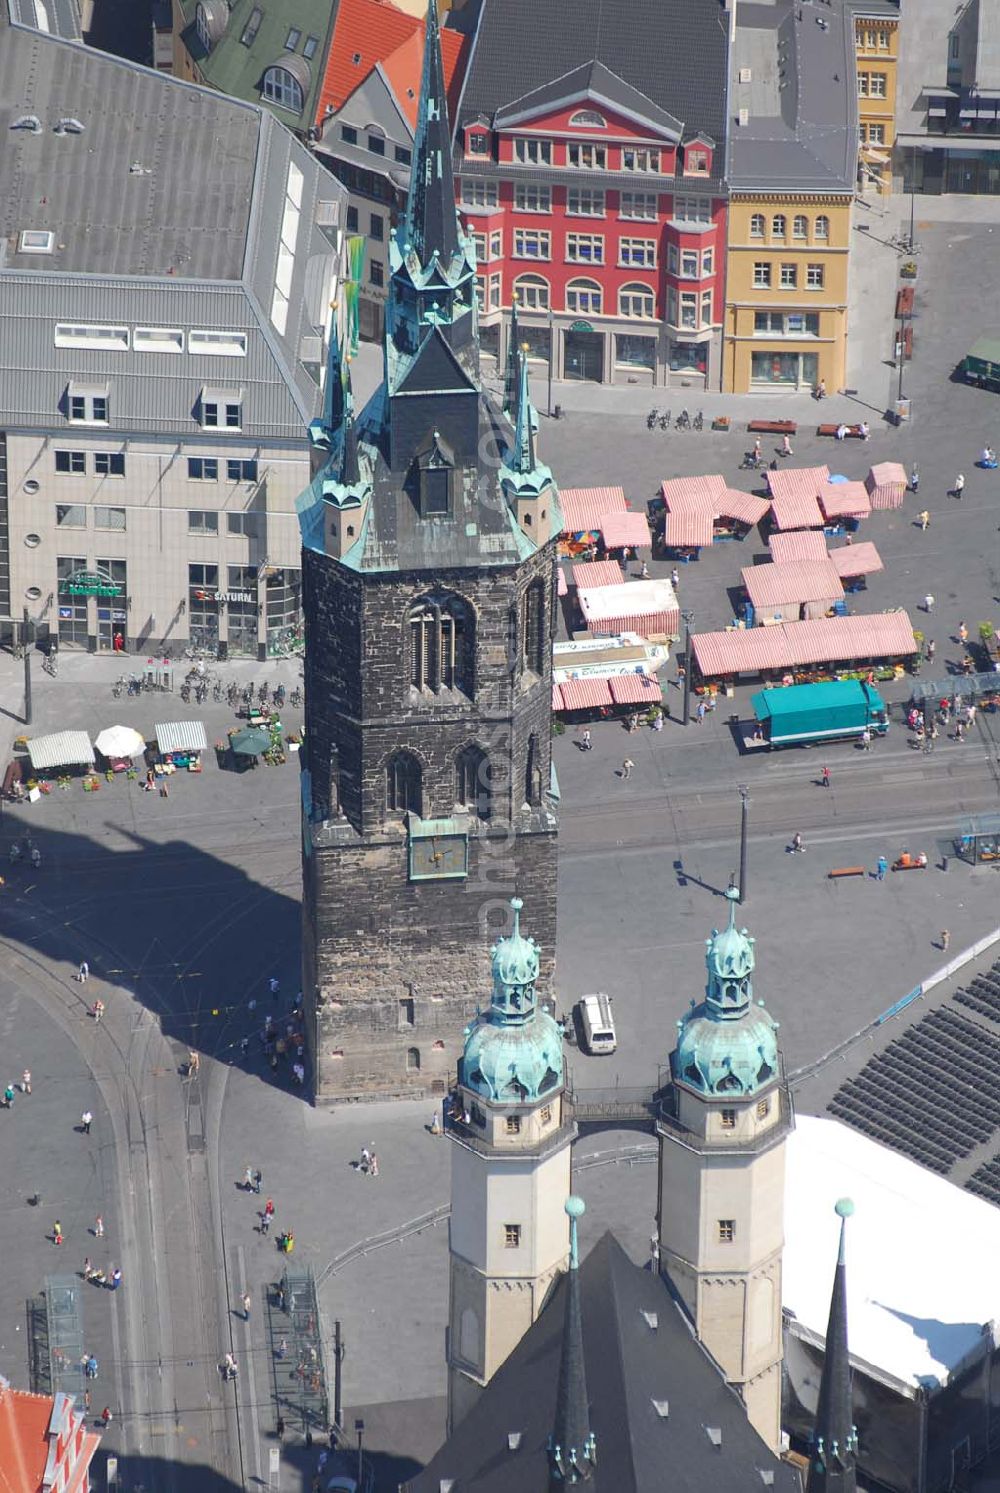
896,0,1000,195
0,8,346,656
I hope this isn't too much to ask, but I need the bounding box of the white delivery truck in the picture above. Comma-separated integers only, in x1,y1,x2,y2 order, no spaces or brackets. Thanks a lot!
577,993,617,1055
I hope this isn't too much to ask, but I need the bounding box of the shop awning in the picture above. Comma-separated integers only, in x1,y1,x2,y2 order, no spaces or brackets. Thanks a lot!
557,567,568,597
559,677,614,711
742,559,844,611
693,610,917,679
571,559,625,591
27,731,95,770
819,481,871,521
663,510,714,548
578,578,680,639
718,488,771,527
829,541,884,578
866,462,907,510
660,474,726,511
599,510,651,550
768,490,825,531
155,721,208,753
559,485,628,533
552,684,564,711
608,672,662,706
769,531,828,564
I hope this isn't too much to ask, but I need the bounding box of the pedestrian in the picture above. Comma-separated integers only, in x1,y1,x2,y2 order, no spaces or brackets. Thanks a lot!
276,1338,288,1361
924,594,935,613
821,765,831,788
78,961,89,984
3,1083,14,1109
876,855,888,881
816,377,827,400
241,1291,251,1321
359,1146,371,1174
292,1062,305,1086
83,1257,93,1281
954,473,965,498
580,728,592,751
94,1215,104,1238
753,437,762,462
958,621,969,644
159,780,169,799
941,929,951,951
696,700,706,724
781,433,794,457
860,727,871,751
21,1069,31,1095
621,758,634,780
369,1151,379,1179
910,465,920,493
264,1197,275,1221
926,639,936,662
276,1415,286,1442
253,1169,263,1194
918,509,930,531
187,1050,200,1078
791,833,805,854
243,1166,254,1191
269,976,280,998
53,1221,63,1246
91,999,105,1023
109,1267,122,1291
81,1110,93,1135
955,720,965,742
100,1407,112,1427
670,567,679,588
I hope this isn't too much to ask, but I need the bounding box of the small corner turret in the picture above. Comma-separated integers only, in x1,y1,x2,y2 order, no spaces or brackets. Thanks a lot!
500,346,558,548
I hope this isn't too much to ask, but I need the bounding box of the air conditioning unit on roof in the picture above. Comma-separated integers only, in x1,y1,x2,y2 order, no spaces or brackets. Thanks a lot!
739,67,752,83
738,107,750,127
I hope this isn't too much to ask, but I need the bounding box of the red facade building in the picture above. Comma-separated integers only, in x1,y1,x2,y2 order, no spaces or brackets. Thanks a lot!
454,0,730,389
0,1381,100,1493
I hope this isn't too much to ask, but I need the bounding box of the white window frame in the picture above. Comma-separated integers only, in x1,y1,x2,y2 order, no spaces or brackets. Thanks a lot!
620,191,658,221
68,391,109,424
262,65,304,113
512,228,551,260
814,215,830,241
513,137,552,166
806,263,825,289
514,183,551,213
622,147,660,173
565,278,602,315
55,324,129,351
749,213,765,239
567,142,606,170
566,186,605,217
513,274,550,311
134,326,185,353
619,283,655,319
792,215,808,241
780,263,797,288
565,232,604,264
489,229,502,258
680,248,699,278
189,330,248,357
673,195,711,224
753,262,772,288
619,237,656,268
460,179,499,211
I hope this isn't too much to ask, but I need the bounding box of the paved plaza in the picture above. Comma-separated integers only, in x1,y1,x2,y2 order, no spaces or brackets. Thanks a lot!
3,199,1000,1490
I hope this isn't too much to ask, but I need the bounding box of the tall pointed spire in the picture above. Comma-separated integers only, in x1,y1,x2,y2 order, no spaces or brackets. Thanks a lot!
510,349,537,476
807,1199,858,1493
402,0,461,269
549,1197,596,1487
309,305,346,452
503,296,521,418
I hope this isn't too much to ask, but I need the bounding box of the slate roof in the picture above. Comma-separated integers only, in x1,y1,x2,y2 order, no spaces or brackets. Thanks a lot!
0,13,346,439
407,1232,799,1493
728,0,859,194
177,0,336,128
496,59,684,140
455,0,728,147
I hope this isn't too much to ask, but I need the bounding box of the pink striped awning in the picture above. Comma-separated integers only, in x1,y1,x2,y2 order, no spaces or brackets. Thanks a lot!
742,559,844,611
560,485,628,533
768,490,825,531
660,474,726,511
829,541,884,577
557,567,568,597
579,578,680,639
765,464,831,501
866,462,907,510
718,488,770,526
600,510,651,550
769,531,828,563
819,481,871,521
692,610,917,678
663,510,714,548
559,676,614,711
571,559,625,590
608,673,663,705
552,683,564,710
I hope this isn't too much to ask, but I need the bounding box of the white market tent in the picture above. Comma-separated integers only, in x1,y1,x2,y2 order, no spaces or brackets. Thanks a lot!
27,731,95,771
785,1114,1000,1391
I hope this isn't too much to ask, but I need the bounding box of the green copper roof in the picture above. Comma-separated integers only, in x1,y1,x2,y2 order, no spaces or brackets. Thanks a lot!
180,0,334,125
673,889,780,1096
459,897,563,1104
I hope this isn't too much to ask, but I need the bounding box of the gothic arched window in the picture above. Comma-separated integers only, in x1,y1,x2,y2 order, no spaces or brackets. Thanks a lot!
386,751,422,816
409,593,473,695
525,733,542,806
456,744,491,819
521,579,546,674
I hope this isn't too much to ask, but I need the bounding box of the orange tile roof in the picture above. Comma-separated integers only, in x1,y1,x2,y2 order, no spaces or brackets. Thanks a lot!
0,1385,54,1493
317,0,466,129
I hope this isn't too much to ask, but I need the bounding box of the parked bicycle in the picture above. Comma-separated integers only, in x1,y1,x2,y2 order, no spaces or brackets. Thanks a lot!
659,410,671,431
692,410,704,431
42,654,58,677
647,408,659,430
675,409,691,430
290,687,303,709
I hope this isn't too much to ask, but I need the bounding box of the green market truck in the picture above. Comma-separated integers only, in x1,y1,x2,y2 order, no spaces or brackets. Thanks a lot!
746,679,889,750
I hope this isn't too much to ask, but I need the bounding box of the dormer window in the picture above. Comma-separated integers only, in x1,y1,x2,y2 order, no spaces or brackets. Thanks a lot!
683,140,713,176
569,109,606,128
467,129,490,157
415,430,456,518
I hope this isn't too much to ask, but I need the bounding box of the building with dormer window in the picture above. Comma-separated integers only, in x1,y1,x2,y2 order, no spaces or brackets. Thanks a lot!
452,0,730,389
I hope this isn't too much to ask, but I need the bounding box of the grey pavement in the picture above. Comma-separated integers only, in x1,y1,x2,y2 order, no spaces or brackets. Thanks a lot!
5,201,1000,1490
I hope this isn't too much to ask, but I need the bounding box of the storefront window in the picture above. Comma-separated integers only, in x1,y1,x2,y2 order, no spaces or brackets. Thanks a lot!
668,341,707,374
521,326,551,364
189,562,219,649
227,564,259,656
616,334,656,370
266,567,303,655
57,555,89,648
96,558,127,651
750,350,818,389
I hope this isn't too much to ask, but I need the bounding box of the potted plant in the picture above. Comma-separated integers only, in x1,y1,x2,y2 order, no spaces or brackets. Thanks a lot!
900,260,918,280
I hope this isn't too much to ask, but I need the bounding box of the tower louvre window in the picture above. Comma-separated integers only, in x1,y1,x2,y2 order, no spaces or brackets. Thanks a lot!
720,1108,736,1129
409,594,473,695
525,733,541,805
456,744,491,819
718,1219,736,1242
386,751,422,816
504,1223,522,1247
521,579,546,674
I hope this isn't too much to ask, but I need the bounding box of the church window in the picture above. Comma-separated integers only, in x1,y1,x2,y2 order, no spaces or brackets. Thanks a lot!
521,579,546,674
406,1046,421,1071
456,745,491,819
504,1223,522,1247
505,1115,521,1134
718,1219,736,1242
720,1108,736,1129
525,733,542,806
398,997,415,1028
756,1098,770,1119
409,594,473,695
386,751,422,816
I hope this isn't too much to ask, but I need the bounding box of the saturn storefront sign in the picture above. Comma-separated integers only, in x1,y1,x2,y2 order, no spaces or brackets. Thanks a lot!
191,590,255,604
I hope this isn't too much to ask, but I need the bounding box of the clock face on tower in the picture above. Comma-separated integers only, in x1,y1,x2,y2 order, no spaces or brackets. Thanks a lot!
409,830,469,881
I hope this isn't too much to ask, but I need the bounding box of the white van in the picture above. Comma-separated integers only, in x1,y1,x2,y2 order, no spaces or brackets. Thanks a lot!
578,993,617,1055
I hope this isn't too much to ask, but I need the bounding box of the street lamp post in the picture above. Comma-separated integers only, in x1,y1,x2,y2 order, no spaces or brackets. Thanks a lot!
547,302,554,418
737,784,750,905
22,607,33,726
355,1417,365,1487
681,610,694,726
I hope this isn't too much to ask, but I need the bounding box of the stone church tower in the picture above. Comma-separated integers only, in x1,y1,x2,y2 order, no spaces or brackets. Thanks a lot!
446,898,574,1432
296,0,561,1100
656,888,792,1452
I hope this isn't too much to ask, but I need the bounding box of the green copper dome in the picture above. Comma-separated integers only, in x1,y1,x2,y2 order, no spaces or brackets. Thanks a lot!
673,889,780,1096
459,898,563,1104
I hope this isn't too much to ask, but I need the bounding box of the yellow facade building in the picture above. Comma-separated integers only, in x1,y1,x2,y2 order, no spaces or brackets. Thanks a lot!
723,0,859,394
854,8,900,196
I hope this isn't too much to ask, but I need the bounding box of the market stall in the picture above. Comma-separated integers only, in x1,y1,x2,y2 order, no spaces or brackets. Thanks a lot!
829,541,884,592
27,731,95,778
658,475,767,545
607,673,662,709
818,480,871,528
765,466,830,531
866,461,908,511
768,530,828,564
741,559,845,625
558,676,614,714
154,720,207,773
692,610,918,687
716,487,770,538
599,509,651,554
662,508,714,560
95,725,146,773
570,559,625,591
558,485,628,556
577,577,680,640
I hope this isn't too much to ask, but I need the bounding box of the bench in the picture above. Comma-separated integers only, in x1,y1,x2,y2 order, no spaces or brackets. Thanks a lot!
747,419,797,435
828,866,866,878
903,324,914,360
895,286,915,318
817,423,867,439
